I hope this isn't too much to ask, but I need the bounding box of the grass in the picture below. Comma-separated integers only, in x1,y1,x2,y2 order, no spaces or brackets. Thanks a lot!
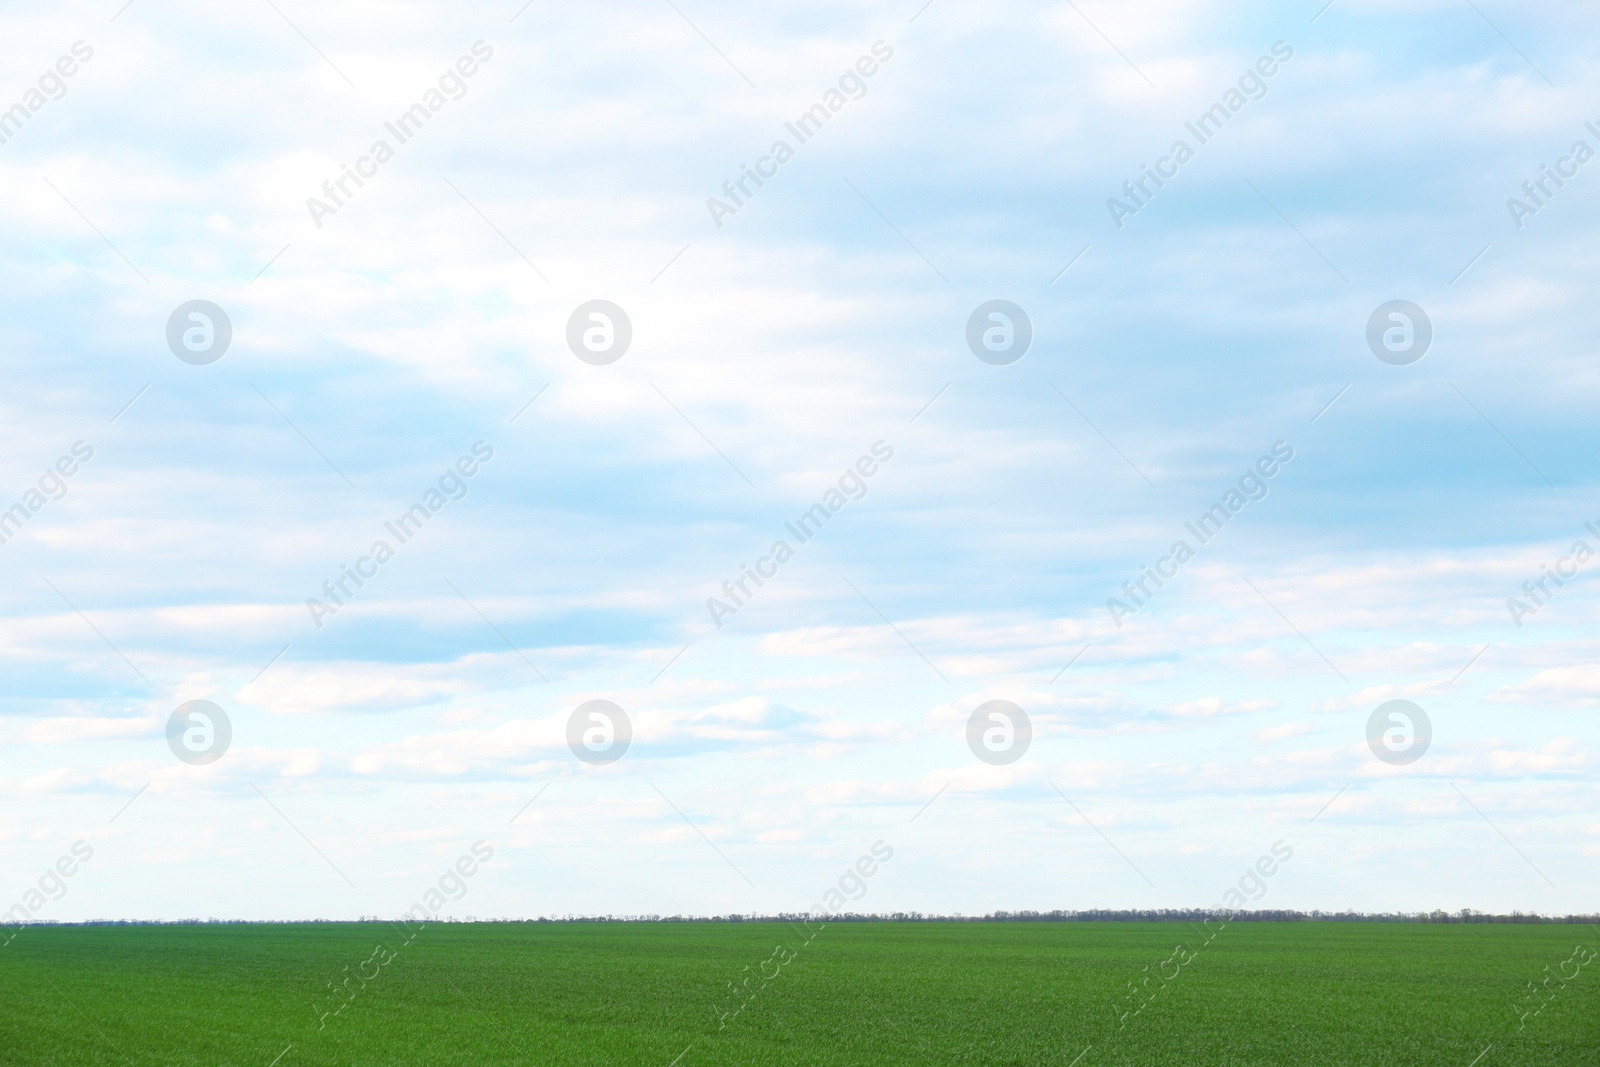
1,921,1595,1065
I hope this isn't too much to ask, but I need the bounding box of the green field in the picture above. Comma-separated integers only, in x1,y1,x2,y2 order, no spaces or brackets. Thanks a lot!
2,921,1595,1065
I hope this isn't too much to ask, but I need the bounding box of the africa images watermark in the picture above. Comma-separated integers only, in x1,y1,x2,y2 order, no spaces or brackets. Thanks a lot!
0,41,95,149
1505,120,1600,230
705,440,893,627
1513,941,1595,1033
1107,441,1294,627
0,441,94,548
1505,516,1600,627
1106,41,1294,229
716,841,894,1033
1116,840,1293,1030
311,841,494,1032
305,42,495,228
1,841,95,947
706,40,895,228
306,442,495,628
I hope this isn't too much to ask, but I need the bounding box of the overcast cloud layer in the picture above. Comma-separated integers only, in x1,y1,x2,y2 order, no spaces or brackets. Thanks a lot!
2,0,1598,921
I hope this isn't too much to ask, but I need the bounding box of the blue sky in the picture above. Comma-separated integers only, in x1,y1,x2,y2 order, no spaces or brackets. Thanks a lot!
2,0,1597,921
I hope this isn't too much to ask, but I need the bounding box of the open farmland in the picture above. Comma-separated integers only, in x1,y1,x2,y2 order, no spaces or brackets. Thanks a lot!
1,921,1595,1065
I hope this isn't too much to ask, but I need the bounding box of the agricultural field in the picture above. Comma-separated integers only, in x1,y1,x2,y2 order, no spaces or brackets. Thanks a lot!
0,920,1594,1065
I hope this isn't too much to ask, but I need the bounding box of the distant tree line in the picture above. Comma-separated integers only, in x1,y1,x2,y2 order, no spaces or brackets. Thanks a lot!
27,908,1600,926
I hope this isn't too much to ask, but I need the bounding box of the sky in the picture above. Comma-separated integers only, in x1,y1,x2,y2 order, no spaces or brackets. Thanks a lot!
1,0,1597,922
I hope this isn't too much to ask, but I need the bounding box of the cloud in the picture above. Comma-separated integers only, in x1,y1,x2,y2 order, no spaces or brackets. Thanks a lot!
1487,665,1600,709
1254,722,1314,743
15,713,160,744
238,664,466,716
